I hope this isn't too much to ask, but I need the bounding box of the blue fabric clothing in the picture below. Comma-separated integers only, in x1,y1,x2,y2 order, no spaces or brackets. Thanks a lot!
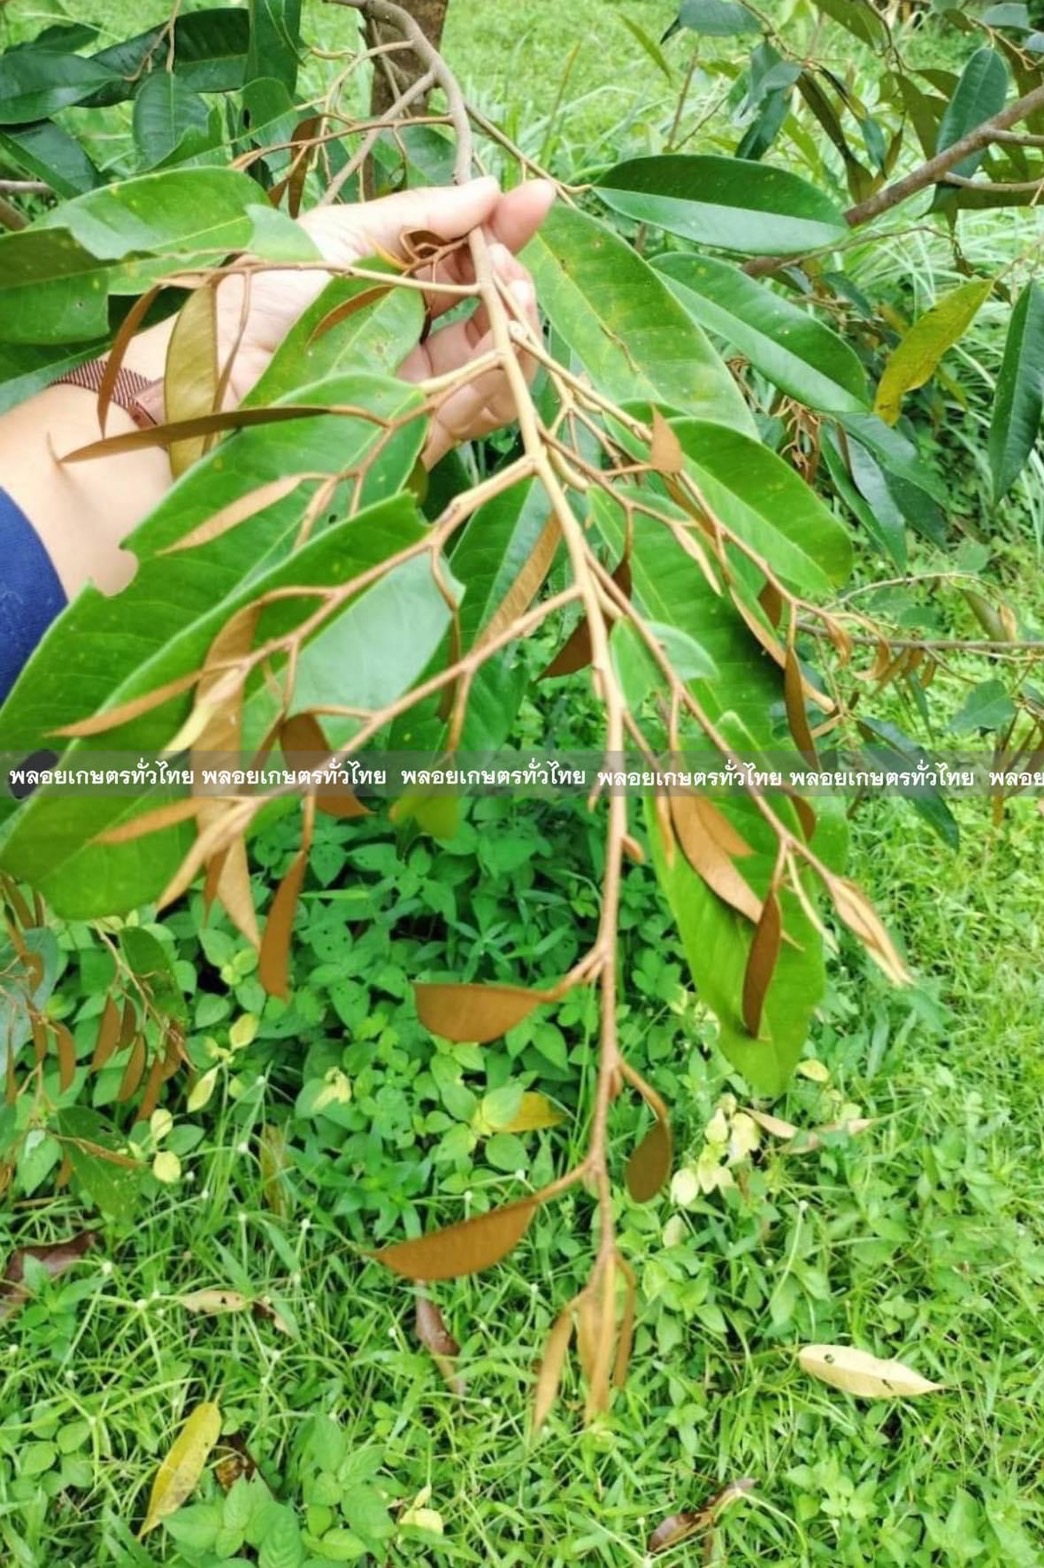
0,487,66,705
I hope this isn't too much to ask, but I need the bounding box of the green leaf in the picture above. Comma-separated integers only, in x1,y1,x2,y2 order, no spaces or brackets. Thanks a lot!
132,73,212,170
0,52,120,125
88,11,251,104
670,419,853,595
981,3,1032,26
610,618,718,711
677,0,761,35
655,252,869,413
0,339,108,416
858,718,960,849
934,48,1009,182
34,166,263,263
524,204,753,430
874,279,993,424
0,121,103,198
950,679,1015,734
810,0,889,46
59,1108,139,1221
988,280,1044,501
0,228,110,345
595,155,848,255
248,0,302,94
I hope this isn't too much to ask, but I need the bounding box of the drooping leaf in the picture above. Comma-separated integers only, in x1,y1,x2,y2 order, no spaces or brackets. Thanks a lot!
0,1231,97,1323
874,279,993,425
826,873,911,985
533,1307,574,1431
140,1402,222,1537
248,0,302,93
596,155,848,256
625,1116,673,1202
0,120,103,198
258,848,307,1000
0,52,121,125
280,712,369,819
741,889,782,1038
798,1345,943,1398
415,1295,464,1395
166,285,219,477
524,204,754,430
375,1197,539,1282
950,678,1016,734
675,0,761,36
655,253,870,413
810,0,889,46
670,793,763,924
132,71,212,170
414,982,545,1043
988,280,1044,500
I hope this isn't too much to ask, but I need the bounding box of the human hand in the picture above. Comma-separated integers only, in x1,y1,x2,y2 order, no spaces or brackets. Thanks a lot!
218,177,554,466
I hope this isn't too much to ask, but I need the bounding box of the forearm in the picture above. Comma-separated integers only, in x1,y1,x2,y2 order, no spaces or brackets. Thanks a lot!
0,320,174,599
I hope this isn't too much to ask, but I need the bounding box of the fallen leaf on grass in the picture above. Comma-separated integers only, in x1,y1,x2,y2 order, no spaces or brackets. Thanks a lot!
140,1401,222,1537
415,1294,465,1395
799,1344,943,1398
745,1109,875,1152
178,1289,251,1315
0,1232,97,1322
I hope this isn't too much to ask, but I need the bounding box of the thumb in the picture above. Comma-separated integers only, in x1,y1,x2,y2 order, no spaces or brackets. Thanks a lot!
299,177,502,266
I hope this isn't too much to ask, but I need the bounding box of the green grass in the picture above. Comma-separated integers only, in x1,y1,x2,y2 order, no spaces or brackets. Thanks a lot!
3,3,1044,1565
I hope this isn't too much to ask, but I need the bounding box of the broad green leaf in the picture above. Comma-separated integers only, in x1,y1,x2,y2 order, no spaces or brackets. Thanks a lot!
837,411,947,504
133,72,212,171
810,0,889,46
34,166,264,264
934,48,1009,182
0,229,109,345
524,204,753,430
821,429,907,567
677,0,761,35
874,279,993,424
0,52,120,125
988,280,1044,500
670,419,853,595
950,678,1015,734
449,478,552,648
595,155,848,256
611,618,718,711
0,121,103,198
981,3,1032,26
59,1107,140,1221
88,11,250,104
655,252,869,413
0,339,108,416
248,0,302,93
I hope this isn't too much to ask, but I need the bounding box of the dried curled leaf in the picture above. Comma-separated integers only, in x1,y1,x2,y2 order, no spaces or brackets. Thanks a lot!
799,1344,943,1399
140,1401,222,1537
741,889,782,1038
91,996,122,1071
280,712,369,819
784,643,819,767
648,1511,702,1555
827,874,911,985
669,794,763,924
258,847,307,1000
649,408,684,474
540,557,632,679
375,1196,539,1282
414,981,546,1044
625,1116,673,1203
533,1306,574,1432
415,1294,465,1395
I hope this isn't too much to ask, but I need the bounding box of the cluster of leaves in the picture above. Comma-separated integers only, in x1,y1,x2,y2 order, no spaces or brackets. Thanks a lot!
0,0,1043,1432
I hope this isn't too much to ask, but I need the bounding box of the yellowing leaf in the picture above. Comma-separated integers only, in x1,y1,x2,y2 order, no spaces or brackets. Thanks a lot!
626,1116,673,1203
178,1289,251,1315
414,981,545,1044
140,1401,222,1537
166,283,219,477
228,1014,258,1051
650,408,684,474
874,279,993,425
152,1151,181,1184
187,1066,219,1114
375,1196,539,1282
491,1092,565,1133
798,1344,943,1399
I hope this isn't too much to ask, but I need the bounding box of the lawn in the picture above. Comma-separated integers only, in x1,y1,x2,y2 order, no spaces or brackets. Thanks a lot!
1,2,1043,1565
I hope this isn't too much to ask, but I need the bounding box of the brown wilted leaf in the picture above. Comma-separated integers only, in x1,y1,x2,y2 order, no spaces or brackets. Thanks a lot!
827,874,911,985
308,284,393,343
140,1401,222,1538
669,794,762,925
540,557,632,679
784,643,819,767
649,408,684,474
280,713,369,819
759,580,783,628
54,1021,76,1092
258,1123,293,1219
415,1294,465,1395
625,1116,673,1203
115,1036,146,1103
648,1512,702,1554
741,889,782,1038
533,1306,574,1432
0,1232,97,1323
160,475,309,556
258,847,307,1000
118,998,138,1051
375,1196,539,1282
798,1344,943,1398
92,996,123,1071
414,981,545,1044
213,1434,256,1493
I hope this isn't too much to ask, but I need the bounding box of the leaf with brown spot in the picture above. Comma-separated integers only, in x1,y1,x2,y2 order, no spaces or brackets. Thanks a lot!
415,1294,465,1395
650,408,684,473
160,475,310,556
626,1116,673,1203
414,982,545,1044
0,1232,97,1323
742,890,782,1038
375,1196,539,1282
784,643,819,767
669,794,762,925
798,1344,943,1398
533,1306,573,1432
213,1435,256,1493
178,1289,251,1316
259,847,307,1000
827,874,911,985
140,1401,222,1538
